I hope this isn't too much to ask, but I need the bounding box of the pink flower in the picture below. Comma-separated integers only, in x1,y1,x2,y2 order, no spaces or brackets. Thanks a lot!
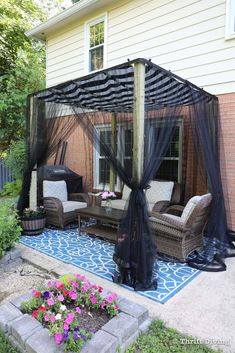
91,297,97,304
106,296,113,303
31,289,37,295
89,292,94,298
101,301,106,309
82,284,90,291
66,312,74,325
71,281,78,288
44,314,50,322
115,304,119,311
55,332,62,345
47,280,52,287
75,274,81,279
69,291,77,300
68,312,75,320
47,298,55,306
57,295,64,302
76,307,81,314
81,275,86,281
50,316,56,323
63,323,69,330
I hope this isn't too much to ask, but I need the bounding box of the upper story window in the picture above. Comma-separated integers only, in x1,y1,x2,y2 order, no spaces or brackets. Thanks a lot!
225,0,235,39
85,15,107,73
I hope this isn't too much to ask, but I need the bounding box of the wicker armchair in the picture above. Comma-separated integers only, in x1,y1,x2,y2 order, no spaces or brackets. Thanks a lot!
42,180,91,229
149,193,212,261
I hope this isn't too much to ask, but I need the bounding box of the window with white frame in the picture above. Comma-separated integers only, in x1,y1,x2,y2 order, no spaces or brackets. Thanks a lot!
86,15,106,72
226,0,235,39
93,126,132,190
93,122,182,190
154,124,182,183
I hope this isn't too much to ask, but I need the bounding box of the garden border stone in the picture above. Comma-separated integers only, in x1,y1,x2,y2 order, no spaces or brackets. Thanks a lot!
0,279,151,353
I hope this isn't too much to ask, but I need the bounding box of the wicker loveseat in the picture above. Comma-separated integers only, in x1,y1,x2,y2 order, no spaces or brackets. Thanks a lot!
149,193,212,261
42,180,91,229
98,180,181,212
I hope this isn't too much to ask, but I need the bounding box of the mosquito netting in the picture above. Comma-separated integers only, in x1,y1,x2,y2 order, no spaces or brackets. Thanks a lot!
18,58,235,290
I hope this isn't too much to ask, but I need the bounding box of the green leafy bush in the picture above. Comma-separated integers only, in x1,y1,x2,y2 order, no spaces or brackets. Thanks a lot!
5,140,26,180
0,180,22,197
0,204,22,258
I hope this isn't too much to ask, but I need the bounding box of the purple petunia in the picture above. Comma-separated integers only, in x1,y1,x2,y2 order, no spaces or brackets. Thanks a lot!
63,333,69,341
73,333,79,341
42,291,50,298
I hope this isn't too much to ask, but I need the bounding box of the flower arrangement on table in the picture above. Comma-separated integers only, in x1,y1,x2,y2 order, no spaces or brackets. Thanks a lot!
100,191,116,200
100,191,116,212
21,273,119,352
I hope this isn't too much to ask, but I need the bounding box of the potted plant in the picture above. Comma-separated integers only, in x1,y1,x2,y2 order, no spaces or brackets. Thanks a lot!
21,206,46,236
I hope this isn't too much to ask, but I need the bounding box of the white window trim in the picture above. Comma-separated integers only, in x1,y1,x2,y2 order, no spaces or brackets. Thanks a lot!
93,124,130,192
225,0,235,40
84,13,107,74
151,120,183,183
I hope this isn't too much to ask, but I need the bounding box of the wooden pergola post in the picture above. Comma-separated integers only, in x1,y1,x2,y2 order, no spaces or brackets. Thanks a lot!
109,112,117,191
29,96,37,210
133,61,145,182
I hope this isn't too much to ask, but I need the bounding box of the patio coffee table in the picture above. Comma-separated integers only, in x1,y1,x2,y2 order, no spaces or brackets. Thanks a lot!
77,206,125,242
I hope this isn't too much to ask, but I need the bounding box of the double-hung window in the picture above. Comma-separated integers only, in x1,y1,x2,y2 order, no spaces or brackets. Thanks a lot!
226,0,235,39
93,125,132,190
94,122,182,190
85,15,107,72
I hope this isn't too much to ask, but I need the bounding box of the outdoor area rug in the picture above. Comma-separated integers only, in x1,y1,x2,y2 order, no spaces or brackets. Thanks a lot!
20,227,201,304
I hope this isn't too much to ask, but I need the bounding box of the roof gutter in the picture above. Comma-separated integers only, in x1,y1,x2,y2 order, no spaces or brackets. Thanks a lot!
26,0,112,41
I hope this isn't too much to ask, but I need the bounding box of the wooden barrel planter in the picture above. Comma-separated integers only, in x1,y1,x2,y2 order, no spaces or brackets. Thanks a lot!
21,215,46,236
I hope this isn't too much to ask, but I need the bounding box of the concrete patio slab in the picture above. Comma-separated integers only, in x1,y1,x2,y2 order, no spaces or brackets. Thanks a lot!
16,243,235,353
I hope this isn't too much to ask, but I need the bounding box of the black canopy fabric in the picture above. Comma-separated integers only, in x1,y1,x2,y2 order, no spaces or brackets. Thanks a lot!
18,58,234,290
35,59,211,111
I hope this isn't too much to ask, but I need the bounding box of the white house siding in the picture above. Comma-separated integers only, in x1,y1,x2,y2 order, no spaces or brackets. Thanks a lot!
46,0,235,95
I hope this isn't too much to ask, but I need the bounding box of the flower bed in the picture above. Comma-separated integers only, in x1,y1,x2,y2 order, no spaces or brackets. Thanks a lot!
21,273,118,352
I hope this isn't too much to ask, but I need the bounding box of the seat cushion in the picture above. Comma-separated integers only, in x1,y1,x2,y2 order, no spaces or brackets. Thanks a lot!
146,180,174,204
43,180,68,202
181,195,202,223
62,201,87,213
122,185,131,201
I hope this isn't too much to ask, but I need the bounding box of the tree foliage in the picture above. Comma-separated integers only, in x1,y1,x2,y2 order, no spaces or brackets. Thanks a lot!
0,0,47,152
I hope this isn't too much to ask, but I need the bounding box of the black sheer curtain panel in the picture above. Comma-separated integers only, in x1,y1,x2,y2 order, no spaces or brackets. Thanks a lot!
18,58,234,291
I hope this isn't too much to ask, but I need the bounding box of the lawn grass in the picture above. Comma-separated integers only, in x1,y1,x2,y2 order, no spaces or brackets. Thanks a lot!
125,319,222,353
0,331,20,353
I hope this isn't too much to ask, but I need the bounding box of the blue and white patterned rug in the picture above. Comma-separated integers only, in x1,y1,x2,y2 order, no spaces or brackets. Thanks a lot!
20,227,200,304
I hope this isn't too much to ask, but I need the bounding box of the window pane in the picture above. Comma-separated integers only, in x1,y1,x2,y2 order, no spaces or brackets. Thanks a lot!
99,130,111,157
90,46,104,71
99,159,110,184
124,159,132,177
90,21,104,48
155,160,178,182
125,129,133,157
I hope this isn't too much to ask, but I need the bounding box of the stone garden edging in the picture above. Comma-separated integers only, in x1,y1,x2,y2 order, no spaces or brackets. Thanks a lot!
0,285,151,353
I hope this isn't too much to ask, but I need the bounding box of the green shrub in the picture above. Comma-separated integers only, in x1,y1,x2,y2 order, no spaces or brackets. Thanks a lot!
0,179,22,197
5,139,26,180
0,204,22,258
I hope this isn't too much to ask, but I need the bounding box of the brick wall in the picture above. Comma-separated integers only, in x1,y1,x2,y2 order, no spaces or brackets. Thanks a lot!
218,93,235,230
